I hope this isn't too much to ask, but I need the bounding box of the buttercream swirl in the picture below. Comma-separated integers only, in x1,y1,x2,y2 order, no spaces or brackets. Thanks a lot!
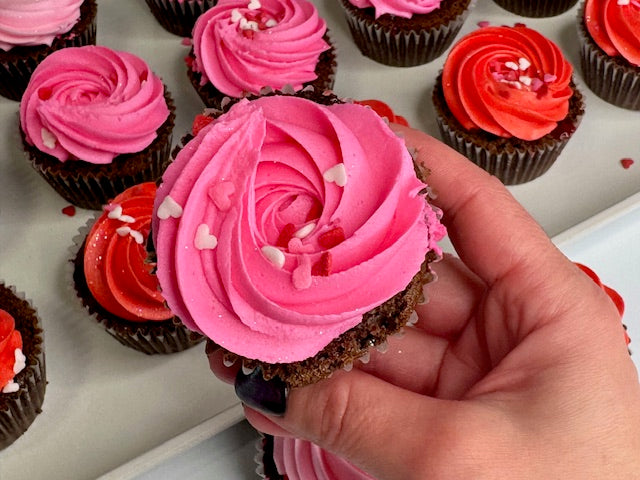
191,0,329,97
83,183,173,323
0,0,83,51
347,0,442,18
585,0,640,66
0,309,25,394
20,45,170,164
272,436,375,480
153,96,444,363
442,25,574,141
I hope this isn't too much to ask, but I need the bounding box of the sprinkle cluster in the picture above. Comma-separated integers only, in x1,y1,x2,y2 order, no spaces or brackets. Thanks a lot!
230,0,279,39
107,203,144,244
490,57,557,98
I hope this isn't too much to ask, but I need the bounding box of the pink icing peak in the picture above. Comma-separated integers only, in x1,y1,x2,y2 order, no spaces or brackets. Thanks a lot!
347,0,442,19
153,97,444,363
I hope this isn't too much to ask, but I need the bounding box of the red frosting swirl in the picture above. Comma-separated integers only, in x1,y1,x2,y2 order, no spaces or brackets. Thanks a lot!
442,25,574,141
585,0,640,66
83,182,173,322
0,309,23,392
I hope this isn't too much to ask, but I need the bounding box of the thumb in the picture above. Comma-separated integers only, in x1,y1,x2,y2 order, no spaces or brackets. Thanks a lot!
249,369,504,480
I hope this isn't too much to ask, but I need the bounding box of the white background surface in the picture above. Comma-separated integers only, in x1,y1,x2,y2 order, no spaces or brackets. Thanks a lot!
0,0,638,479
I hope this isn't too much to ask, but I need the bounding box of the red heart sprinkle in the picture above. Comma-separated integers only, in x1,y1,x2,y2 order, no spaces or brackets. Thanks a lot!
38,87,53,100
62,205,76,217
318,227,345,249
311,251,332,276
192,114,214,136
276,223,296,248
620,158,634,169
305,199,323,222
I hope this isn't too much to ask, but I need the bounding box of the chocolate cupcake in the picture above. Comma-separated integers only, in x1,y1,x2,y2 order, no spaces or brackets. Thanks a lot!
151,93,445,392
432,24,585,185
0,283,46,450
0,0,97,101
144,0,217,37
577,0,640,110
20,45,175,210
185,0,336,109
71,183,203,354
338,0,473,67
492,0,578,17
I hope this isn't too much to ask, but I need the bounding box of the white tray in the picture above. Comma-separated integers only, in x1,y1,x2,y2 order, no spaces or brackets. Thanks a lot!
0,0,639,479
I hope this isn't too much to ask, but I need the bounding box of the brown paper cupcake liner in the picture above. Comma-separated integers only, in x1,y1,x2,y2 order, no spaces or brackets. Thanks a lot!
0,0,97,101
144,0,217,37
0,283,46,451
339,0,473,67
432,76,585,185
492,0,578,17
186,33,337,109
22,89,175,211
255,434,278,479
69,222,204,355
577,5,640,111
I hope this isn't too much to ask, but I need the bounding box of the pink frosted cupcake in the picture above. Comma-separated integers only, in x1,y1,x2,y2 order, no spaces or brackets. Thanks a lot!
0,0,97,101
577,0,640,110
144,0,217,37
152,94,445,390
492,0,579,17
186,0,336,109
20,45,175,210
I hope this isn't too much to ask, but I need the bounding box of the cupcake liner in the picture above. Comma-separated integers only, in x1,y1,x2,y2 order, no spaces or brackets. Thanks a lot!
432,76,585,185
144,0,217,37
339,0,473,67
492,0,578,17
0,0,97,101
255,434,277,480
187,34,337,109
0,283,46,450
577,5,640,111
69,216,204,355
22,89,175,211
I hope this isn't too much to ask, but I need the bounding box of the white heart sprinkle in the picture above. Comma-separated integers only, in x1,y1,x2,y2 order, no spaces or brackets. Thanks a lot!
248,0,261,9
129,230,144,245
157,195,183,220
518,57,531,71
265,19,277,27
107,204,123,219
505,61,519,71
116,226,131,237
518,75,532,86
261,245,285,269
323,163,347,187
120,214,135,223
294,222,316,239
617,0,630,4
195,224,218,250
2,381,19,394
231,8,243,22
41,128,57,149
13,348,26,374
240,18,258,30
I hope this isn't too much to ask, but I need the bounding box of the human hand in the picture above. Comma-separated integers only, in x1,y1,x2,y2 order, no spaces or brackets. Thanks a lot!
209,125,640,479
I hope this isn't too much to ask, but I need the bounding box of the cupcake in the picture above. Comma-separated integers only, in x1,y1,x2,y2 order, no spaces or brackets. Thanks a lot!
71,182,203,354
338,0,473,67
0,0,97,101
257,434,374,479
185,0,337,109
0,283,46,450
152,93,445,390
577,0,640,110
492,0,578,17
354,98,410,126
144,0,217,37
19,45,175,210
432,24,585,185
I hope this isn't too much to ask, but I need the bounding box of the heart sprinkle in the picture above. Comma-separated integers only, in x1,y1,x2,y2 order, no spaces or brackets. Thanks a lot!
195,224,218,250
157,195,183,220
323,163,347,187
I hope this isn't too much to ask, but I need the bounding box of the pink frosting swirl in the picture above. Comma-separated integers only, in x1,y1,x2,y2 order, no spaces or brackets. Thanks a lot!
153,96,443,363
442,25,574,141
191,0,329,97
0,0,83,51
347,0,442,18
273,436,375,479
20,45,170,164
585,0,640,66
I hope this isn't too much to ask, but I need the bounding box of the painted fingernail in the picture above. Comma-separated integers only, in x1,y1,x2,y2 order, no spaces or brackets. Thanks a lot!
235,366,288,416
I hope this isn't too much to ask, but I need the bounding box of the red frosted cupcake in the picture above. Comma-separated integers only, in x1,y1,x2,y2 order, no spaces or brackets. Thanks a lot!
71,183,203,354
186,0,336,109
577,0,640,110
20,45,175,210
0,283,46,450
492,0,579,17
432,24,585,185
144,0,217,37
0,0,97,101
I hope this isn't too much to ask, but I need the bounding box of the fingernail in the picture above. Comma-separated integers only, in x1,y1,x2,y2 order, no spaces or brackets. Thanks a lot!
235,366,288,416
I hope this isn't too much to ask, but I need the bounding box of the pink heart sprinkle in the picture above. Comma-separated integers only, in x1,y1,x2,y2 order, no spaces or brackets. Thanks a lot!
209,181,235,211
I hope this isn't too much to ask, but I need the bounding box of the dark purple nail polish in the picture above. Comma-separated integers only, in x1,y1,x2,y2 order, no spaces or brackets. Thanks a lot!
235,366,288,416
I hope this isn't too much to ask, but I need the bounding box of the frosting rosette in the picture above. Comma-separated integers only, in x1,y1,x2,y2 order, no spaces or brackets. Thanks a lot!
585,0,640,66
347,0,442,19
0,0,83,51
191,0,330,97
271,436,375,479
153,96,441,363
20,45,170,164
442,25,574,141
84,183,173,323
0,309,25,394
